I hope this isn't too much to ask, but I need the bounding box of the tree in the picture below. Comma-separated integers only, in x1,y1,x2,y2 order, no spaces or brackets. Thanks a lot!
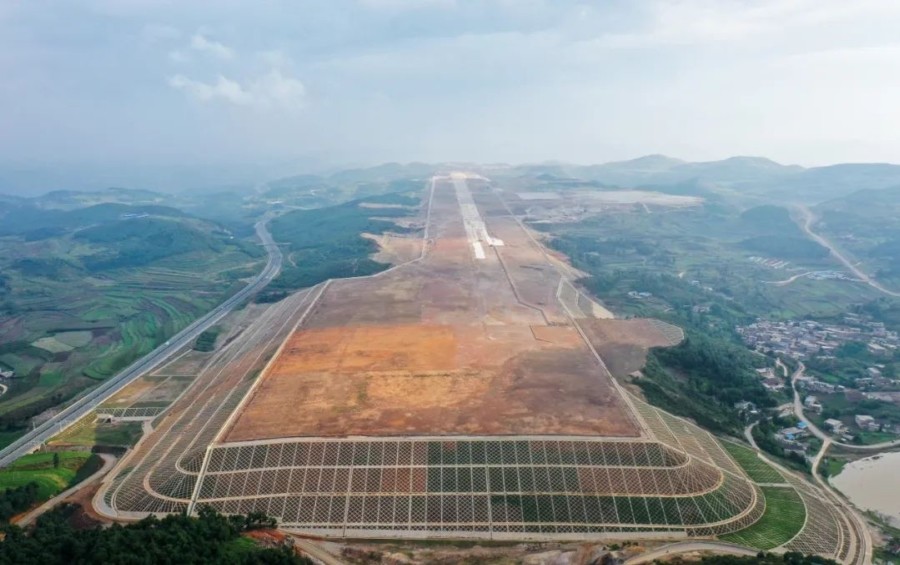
0,506,312,564
52,453,59,469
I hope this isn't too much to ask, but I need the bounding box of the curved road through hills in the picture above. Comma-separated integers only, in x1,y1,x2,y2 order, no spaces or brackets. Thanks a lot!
789,363,882,564
0,215,283,468
796,205,900,298
625,541,758,564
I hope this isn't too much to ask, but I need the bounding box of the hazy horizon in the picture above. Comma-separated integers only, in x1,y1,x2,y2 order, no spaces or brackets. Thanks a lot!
3,1,900,192
5,151,900,197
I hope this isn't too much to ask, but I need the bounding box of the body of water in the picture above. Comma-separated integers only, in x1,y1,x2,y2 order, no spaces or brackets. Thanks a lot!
830,451,900,525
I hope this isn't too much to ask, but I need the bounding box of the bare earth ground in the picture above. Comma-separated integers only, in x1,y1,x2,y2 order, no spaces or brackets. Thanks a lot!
103,375,195,408
363,232,424,265
149,349,213,376
225,177,640,441
504,184,703,225
103,377,157,407
578,319,682,378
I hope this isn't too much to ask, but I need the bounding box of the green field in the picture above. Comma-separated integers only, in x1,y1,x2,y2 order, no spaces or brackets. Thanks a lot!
0,451,101,501
822,457,847,479
721,486,806,550
261,171,430,210
721,441,786,484
858,431,899,445
536,204,881,322
193,327,221,352
0,431,24,450
50,419,143,449
717,435,806,551
0,177,433,450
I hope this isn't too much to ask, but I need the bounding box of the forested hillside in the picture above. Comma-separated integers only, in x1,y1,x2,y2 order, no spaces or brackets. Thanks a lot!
262,191,421,300
0,507,310,564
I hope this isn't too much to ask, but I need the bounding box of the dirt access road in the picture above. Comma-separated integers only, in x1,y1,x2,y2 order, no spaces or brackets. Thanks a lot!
16,453,117,527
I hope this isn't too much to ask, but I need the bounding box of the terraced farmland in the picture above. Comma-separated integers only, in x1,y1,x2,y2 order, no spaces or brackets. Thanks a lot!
0,217,264,437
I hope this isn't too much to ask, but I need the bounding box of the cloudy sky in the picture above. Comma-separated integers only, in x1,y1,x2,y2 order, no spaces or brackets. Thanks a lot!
2,0,900,188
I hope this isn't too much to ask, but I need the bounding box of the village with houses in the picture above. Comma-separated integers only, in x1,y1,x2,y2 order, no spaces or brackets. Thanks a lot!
734,314,900,457
736,315,899,360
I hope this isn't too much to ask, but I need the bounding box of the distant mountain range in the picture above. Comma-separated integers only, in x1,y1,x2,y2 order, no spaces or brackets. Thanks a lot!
511,155,900,204
3,156,900,205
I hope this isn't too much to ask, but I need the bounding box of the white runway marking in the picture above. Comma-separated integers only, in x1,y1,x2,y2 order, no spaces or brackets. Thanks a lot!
451,173,503,260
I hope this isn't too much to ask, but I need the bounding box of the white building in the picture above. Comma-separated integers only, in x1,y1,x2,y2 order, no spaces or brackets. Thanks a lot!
824,418,845,433
854,414,878,431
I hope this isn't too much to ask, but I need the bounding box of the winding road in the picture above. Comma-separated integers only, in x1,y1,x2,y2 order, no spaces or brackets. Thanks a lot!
786,362,880,565
808,438,873,565
286,536,348,565
796,206,900,298
763,271,813,286
0,215,283,468
790,362,900,451
625,541,758,564
15,453,118,527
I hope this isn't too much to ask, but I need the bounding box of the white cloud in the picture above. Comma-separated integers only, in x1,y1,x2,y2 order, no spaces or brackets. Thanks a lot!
168,74,250,105
357,0,455,10
258,49,292,69
140,23,181,45
601,0,900,48
778,44,900,67
168,69,305,110
8,0,900,169
252,69,306,110
190,33,234,60
167,50,188,63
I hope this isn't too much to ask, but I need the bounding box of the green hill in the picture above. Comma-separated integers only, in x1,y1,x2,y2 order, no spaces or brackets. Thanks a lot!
263,192,421,300
75,216,229,271
0,202,187,239
0,204,263,440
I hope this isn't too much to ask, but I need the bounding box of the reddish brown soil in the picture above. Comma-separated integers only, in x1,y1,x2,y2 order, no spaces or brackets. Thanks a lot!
62,482,111,528
577,319,679,378
225,177,641,442
273,324,457,374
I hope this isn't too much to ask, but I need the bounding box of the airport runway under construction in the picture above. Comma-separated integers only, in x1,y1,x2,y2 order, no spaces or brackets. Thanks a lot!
92,174,864,562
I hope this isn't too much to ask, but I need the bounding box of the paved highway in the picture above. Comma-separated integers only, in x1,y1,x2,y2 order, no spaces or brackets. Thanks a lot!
796,205,900,298
0,216,283,468
788,362,874,564
809,436,873,565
